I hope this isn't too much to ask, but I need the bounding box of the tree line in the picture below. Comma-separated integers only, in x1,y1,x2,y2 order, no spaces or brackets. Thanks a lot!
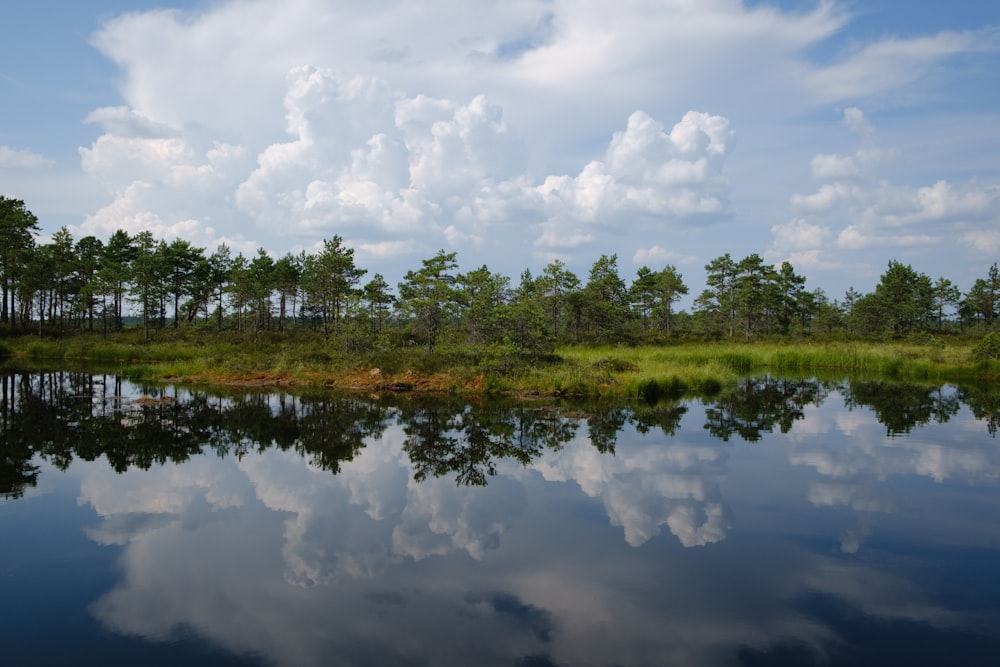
1,195,998,353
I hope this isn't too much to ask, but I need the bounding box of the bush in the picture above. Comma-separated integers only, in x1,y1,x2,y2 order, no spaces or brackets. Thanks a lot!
972,333,1000,361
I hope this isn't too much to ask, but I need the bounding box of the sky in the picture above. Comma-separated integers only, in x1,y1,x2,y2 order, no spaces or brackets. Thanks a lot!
2,0,1000,306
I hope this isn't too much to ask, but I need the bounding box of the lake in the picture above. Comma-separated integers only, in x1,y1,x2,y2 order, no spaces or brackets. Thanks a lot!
2,370,999,666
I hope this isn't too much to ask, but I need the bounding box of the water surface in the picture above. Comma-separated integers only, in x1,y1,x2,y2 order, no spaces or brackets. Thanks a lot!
2,372,999,666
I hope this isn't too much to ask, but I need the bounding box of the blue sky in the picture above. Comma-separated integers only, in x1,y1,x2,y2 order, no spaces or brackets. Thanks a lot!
2,0,999,305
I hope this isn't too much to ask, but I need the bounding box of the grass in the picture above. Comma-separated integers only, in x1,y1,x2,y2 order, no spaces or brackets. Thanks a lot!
553,340,993,398
2,332,996,399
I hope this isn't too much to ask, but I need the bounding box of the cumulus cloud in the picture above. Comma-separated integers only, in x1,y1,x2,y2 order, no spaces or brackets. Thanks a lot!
235,71,736,252
772,107,1000,277
71,0,1000,288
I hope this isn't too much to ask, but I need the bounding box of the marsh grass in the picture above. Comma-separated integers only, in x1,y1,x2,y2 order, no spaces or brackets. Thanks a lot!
555,341,985,398
2,333,991,397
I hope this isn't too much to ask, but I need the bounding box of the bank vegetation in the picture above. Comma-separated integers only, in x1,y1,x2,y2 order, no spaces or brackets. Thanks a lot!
2,196,1000,397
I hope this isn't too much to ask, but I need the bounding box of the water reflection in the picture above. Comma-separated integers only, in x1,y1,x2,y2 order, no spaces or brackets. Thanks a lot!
9,371,994,493
3,370,1000,666
703,376,830,442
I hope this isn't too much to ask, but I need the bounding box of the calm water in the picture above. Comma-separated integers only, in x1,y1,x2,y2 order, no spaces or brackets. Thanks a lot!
2,371,999,666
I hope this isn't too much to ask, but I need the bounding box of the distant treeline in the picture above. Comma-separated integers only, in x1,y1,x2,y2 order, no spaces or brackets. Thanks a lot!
1,196,998,352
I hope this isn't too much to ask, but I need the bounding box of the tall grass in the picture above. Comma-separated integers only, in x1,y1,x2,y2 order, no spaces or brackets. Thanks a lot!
3,334,991,397
555,340,984,399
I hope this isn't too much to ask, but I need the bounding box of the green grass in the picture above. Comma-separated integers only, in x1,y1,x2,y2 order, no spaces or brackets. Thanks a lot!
2,333,994,398
553,340,990,398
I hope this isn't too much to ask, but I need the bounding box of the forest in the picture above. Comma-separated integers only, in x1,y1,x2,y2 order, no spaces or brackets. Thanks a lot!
2,195,998,358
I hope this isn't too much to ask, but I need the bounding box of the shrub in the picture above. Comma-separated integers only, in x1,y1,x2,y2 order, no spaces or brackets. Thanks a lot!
972,333,1000,361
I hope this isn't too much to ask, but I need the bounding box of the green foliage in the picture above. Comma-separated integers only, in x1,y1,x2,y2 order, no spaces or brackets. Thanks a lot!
4,186,1000,365
972,333,1000,361
397,250,461,353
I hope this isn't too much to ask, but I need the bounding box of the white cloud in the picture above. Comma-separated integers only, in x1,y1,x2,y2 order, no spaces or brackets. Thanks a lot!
843,107,874,136
807,30,997,103
775,107,1000,277
810,153,859,180
791,182,860,213
771,218,835,253
530,433,732,548
0,146,52,169
632,245,697,266
962,229,1000,254
85,106,178,139
63,0,1000,291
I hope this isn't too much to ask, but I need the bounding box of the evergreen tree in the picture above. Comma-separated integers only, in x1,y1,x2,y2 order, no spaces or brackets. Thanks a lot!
932,277,961,330
458,265,511,346
873,260,934,336
301,237,366,339
362,273,395,334
0,196,39,326
537,259,580,340
397,250,461,353
582,254,629,342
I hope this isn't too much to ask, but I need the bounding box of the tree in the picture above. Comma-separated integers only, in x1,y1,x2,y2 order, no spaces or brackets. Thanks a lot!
537,260,580,339
582,254,629,342
508,269,551,354
46,227,78,328
961,263,999,329
245,249,276,331
18,241,55,333
698,253,738,338
630,265,688,337
129,231,167,340
162,239,205,328
873,260,933,336
362,273,395,334
272,253,303,330
733,253,774,342
397,250,461,353
74,236,104,332
99,230,135,332
301,237,366,339
652,265,688,336
630,266,658,331
931,277,961,330
810,289,843,335
205,244,234,330
774,261,807,335
0,197,39,326
458,265,511,346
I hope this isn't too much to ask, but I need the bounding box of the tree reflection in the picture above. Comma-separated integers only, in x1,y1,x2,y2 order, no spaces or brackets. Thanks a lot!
957,384,1000,437
844,381,962,436
703,376,829,442
0,371,393,490
399,400,578,485
2,369,998,497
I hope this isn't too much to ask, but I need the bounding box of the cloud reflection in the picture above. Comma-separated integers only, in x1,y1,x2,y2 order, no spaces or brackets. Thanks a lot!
63,382,1000,667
